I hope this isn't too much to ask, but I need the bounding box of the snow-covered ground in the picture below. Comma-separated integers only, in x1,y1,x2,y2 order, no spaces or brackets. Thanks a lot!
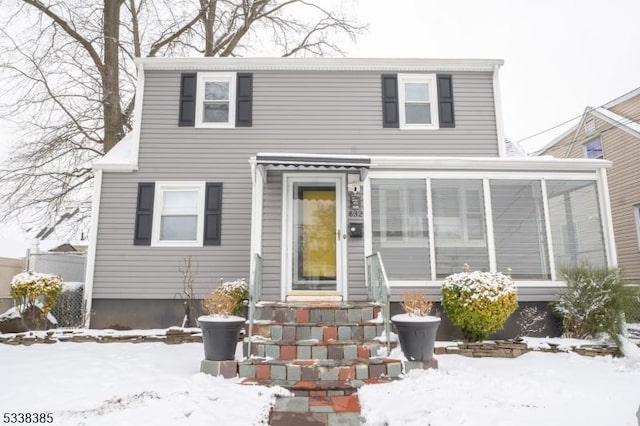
1,339,639,426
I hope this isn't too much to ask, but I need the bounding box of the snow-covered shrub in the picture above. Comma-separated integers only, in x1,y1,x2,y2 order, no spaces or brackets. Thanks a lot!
442,268,518,341
10,271,63,329
554,263,637,339
201,278,248,317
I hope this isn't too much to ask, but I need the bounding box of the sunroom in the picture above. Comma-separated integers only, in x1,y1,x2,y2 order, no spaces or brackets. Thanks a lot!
249,154,615,303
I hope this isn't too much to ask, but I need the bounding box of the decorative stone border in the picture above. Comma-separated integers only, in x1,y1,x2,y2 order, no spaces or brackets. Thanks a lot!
0,331,625,359
0,328,202,345
434,340,622,358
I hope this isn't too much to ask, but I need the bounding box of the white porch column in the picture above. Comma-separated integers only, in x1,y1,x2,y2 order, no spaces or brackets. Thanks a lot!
249,160,265,266
597,167,618,267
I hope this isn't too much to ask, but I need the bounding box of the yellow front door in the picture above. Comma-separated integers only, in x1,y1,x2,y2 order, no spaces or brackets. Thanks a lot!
293,185,337,290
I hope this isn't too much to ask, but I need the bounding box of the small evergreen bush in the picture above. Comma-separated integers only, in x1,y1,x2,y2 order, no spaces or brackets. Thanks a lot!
442,267,518,342
554,262,637,339
10,271,63,329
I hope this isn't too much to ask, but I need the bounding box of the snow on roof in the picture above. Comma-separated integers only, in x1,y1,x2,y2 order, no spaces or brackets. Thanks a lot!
93,133,136,171
505,139,527,157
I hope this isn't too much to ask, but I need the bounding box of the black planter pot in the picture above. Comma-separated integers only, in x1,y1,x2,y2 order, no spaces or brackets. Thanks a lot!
391,314,441,362
198,315,246,361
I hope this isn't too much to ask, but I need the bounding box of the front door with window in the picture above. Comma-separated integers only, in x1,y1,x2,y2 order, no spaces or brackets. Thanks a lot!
284,175,345,298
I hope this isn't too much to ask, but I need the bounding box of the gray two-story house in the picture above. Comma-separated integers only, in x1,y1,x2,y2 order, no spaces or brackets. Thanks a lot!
85,57,617,331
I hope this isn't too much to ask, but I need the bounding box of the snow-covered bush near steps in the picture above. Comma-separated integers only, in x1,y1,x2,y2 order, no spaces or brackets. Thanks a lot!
442,268,518,342
10,271,63,328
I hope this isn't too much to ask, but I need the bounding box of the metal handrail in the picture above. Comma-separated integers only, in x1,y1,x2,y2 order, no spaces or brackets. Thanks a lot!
365,252,392,356
247,253,262,358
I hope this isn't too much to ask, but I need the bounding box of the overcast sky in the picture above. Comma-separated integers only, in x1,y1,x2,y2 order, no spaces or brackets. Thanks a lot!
1,0,639,257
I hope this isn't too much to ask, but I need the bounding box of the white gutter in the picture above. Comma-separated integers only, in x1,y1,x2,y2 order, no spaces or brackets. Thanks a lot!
135,57,504,72
129,62,144,169
83,169,103,328
492,64,507,157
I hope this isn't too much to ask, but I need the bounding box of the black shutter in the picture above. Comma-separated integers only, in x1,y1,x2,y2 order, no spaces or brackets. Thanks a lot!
381,74,399,128
236,73,253,127
179,73,197,127
437,74,455,128
134,183,155,246
204,183,223,246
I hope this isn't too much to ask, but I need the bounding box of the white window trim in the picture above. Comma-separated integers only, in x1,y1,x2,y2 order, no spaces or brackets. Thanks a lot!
195,72,236,128
398,73,439,130
151,181,206,247
635,205,640,251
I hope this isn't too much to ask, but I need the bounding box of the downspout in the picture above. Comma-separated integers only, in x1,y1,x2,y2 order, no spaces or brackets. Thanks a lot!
83,169,103,327
492,64,506,158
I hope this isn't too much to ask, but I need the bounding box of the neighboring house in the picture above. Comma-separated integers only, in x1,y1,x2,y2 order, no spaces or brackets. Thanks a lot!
0,257,24,312
85,57,616,332
536,87,640,285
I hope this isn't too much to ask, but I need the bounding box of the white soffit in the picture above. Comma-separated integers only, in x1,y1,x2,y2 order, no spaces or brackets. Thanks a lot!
136,57,504,72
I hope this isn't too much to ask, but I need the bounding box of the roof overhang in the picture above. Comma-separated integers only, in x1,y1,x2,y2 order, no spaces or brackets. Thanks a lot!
93,133,138,172
251,153,610,174
136,57,504,72
369,155,611,172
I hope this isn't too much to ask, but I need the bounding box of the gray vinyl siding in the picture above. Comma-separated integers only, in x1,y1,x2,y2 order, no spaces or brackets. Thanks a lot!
93,68,499,300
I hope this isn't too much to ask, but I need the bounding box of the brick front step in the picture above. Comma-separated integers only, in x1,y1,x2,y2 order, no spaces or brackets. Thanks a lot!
240,377,394,396
268,395,363,426
243,339,389,360
254,302,382,324
247,322,388,343
238,357,403,383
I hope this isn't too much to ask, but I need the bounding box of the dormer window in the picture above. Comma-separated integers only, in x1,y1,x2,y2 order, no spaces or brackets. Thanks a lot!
195,73,236,128
584,137,603,159
398,74,439,129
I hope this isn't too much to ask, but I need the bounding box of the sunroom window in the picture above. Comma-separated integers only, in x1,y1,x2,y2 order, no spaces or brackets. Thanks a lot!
431,180,489,277
490,180,550,279
546,180,606,274
371,179,430,279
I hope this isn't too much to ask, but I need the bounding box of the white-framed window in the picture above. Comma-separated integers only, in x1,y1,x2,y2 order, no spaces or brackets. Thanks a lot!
195,72,236,128
372,179,428,245
431,181,486,247
583,137,603,159
635,205,640,251
398,74,439,129
151,181,206,247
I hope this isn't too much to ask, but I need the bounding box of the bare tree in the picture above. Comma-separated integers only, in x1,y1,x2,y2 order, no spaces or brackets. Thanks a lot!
0,0,364,238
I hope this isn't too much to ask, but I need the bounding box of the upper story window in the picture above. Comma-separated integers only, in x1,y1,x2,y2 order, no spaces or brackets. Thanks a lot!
152,182,206,247
584,137,603,159
398,74,439,129
195,73,236,128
